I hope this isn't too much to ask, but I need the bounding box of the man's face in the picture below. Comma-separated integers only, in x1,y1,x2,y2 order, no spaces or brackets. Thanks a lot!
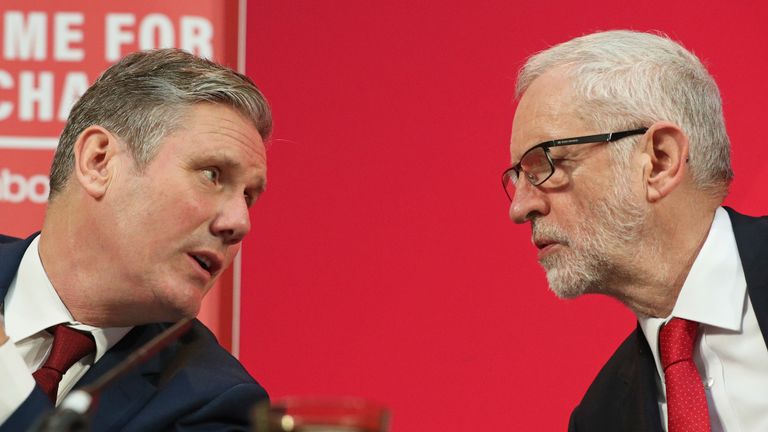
508,70,648,298
105,103,267,322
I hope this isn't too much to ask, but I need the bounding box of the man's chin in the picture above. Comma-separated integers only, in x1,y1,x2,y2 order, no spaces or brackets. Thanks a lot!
543,267,591,299
175,297,203,320
155,285,205,322
548,284,585,299
156,304,200,324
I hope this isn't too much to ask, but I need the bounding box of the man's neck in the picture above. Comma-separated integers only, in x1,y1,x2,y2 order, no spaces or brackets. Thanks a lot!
608,205,718,318
39,199,126,327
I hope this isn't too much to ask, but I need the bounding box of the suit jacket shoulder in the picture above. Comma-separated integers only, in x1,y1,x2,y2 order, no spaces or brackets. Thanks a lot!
0,233,19,243
569,326,662,432
725,207,768,345
0,233,36,297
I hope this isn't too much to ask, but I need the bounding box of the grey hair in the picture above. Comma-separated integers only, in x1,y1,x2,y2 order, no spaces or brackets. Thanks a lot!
49,48,272,199
516,30,732,197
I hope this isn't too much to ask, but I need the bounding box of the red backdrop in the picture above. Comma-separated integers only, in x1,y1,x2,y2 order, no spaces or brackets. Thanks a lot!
240,1,768,431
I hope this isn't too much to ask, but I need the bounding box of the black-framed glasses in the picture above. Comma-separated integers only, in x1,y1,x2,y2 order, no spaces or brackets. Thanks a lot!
501,128,648,202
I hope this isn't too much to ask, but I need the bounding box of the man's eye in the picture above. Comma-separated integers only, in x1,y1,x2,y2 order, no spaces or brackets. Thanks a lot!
202,168,220,183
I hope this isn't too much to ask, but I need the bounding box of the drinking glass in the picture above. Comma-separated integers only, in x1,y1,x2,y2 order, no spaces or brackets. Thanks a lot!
252,396,390,432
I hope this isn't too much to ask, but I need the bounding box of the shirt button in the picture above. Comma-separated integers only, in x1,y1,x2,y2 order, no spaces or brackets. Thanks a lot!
704,377,714,389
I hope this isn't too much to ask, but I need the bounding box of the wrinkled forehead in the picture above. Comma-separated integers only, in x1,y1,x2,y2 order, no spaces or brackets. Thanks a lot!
509,70,587,161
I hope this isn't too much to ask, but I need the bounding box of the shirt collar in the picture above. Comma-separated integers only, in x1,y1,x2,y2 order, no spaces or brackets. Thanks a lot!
669,206,745,331
639,207,747,378
4,234,132,361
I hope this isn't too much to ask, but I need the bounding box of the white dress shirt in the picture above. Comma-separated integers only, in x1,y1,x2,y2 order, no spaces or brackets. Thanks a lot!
0,235,131,425
639,207,768,432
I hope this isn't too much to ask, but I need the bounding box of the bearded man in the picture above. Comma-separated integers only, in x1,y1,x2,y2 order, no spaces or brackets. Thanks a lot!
503,30,768,432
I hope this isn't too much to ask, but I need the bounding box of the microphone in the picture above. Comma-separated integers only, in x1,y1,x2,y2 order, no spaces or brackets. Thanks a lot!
31,318,194,432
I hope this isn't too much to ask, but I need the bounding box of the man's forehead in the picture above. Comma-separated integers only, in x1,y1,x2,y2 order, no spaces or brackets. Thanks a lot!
509,71,584,158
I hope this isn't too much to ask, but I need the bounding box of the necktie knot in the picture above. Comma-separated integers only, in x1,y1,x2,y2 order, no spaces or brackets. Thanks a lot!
33,324,96,403
659,317,698,370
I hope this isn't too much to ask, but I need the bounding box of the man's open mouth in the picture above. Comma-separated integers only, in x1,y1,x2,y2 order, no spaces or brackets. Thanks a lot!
189,252,222,275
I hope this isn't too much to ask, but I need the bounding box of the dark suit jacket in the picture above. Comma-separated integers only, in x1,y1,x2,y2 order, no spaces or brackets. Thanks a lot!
0,233,268,431
568,208,768,431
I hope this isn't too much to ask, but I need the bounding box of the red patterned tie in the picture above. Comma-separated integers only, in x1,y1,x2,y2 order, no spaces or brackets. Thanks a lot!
32,325,96,403
659,318,711,432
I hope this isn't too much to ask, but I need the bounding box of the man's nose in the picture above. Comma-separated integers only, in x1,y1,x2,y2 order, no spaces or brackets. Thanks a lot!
508,179,550,224
211,195,252,245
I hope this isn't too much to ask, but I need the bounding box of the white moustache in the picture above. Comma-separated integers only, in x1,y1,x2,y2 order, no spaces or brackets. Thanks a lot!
531,220,570,246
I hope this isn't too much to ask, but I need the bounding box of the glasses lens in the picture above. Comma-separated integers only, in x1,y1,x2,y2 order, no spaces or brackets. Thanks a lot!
520,147,552,186
502,168,518,201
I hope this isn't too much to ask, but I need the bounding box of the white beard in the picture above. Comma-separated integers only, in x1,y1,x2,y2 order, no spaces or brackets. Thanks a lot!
533,169,649,299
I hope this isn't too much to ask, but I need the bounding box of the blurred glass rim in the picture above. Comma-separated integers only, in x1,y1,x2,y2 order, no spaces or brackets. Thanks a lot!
252,396,391,431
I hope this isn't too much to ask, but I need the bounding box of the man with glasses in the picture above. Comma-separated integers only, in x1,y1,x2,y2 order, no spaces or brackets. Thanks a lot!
504,30,768,431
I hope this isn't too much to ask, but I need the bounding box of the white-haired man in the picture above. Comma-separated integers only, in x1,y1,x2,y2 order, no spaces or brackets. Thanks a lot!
503,30,768,431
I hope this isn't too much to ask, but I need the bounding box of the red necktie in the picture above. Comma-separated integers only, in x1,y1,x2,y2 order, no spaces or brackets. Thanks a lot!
32,324,96,403
659,318,711,432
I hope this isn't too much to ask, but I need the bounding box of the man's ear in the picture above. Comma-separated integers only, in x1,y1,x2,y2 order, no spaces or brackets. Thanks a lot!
73,126,120,199
641,122,689,203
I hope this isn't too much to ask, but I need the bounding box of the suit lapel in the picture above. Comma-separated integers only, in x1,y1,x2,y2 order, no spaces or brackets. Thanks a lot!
618,326,664,432
77,323,169,431
726,207,768,349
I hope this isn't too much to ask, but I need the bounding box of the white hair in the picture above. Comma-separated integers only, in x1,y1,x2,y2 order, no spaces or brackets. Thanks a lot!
517,30,732,197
